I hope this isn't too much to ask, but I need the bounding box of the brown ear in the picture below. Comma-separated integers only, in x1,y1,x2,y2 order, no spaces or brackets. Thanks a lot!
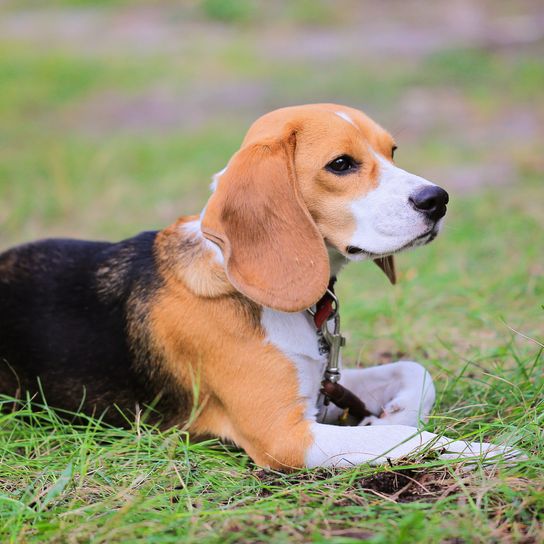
373,256,397,284
201,134,329,312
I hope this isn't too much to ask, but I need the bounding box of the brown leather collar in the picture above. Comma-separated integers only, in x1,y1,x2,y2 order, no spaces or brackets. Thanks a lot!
313,278,337,329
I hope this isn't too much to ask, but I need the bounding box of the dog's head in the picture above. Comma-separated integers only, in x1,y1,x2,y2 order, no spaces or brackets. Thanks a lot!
201,104,448,312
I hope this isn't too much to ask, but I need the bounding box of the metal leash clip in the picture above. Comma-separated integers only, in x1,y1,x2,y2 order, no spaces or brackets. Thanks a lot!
320,289,345,384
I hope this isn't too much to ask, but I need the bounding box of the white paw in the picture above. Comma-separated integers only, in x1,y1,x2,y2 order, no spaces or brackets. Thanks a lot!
359,401,427,427
354,361,436,428
306,423,524,468
395,431,525,466
365,427,524,465
434,436,525,464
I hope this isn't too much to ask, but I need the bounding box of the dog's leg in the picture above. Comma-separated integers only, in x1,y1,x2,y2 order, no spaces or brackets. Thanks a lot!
305,421,515,468
203,352,515,469
321,361,436,427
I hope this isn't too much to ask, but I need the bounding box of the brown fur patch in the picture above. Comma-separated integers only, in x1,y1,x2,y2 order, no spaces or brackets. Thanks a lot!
152,219,313,468
149,278,312,468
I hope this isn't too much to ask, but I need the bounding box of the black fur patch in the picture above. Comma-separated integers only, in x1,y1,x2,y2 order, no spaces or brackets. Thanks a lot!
0,233,190,427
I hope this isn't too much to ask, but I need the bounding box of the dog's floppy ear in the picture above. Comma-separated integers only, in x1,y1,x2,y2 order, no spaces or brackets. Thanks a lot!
201,133,329,312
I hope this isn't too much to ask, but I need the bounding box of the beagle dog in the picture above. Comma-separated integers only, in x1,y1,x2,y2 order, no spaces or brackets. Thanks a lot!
0,104,511,469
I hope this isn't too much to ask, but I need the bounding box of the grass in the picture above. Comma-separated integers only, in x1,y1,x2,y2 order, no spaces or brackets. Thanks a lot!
0,2,543,542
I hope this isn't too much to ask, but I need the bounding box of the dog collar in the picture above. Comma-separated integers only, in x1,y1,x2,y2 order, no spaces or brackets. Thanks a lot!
312,279,338,329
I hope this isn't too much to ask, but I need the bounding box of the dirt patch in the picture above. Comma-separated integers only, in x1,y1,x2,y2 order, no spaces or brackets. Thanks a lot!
355,467,458,503
252,465,466,504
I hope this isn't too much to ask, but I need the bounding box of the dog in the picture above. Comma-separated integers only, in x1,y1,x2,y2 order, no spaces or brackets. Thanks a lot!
0,103,513,469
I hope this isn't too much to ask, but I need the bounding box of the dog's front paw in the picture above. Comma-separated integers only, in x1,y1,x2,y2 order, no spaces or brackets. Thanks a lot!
360,426,525,466
436,437,526,464
359,400,426,427
350,361,435,428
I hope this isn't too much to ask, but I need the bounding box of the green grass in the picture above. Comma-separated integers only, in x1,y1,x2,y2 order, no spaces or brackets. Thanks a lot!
1,3,543,542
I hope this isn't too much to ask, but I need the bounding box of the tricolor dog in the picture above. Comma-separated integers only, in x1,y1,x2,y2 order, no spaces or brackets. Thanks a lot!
0,104,513,469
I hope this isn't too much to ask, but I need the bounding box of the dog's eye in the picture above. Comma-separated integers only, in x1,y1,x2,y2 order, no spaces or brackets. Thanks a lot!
326,155,358,174
392,145,397,159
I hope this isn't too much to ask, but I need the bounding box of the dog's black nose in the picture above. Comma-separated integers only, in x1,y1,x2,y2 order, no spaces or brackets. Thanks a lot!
409,185,449,221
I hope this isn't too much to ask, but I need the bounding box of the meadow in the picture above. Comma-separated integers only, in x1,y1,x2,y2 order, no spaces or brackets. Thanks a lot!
0,2,543,542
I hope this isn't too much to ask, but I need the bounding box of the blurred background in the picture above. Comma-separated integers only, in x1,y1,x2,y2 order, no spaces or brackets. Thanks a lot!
0,0,542,362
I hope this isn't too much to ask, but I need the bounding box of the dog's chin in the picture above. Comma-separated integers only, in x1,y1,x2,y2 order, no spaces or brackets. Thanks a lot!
343,225,441,262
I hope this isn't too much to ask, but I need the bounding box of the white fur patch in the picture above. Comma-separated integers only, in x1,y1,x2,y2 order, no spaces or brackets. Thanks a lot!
354,362,434,426
327,245,349,278
320,361,435,427
335,111,357,127
183,219,224,264
261,308,327,419
348,152,438,257
210,165,228,192
183,219,203,237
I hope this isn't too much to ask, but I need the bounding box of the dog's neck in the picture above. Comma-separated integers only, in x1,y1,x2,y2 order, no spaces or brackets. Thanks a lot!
155,215,236,298
327,245,349,279
158,215,349,305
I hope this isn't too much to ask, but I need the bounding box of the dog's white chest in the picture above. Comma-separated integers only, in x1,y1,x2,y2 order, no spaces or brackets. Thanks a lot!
261,308,327,419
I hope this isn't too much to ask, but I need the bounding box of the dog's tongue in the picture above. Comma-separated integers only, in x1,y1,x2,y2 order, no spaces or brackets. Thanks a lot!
373,256,396,284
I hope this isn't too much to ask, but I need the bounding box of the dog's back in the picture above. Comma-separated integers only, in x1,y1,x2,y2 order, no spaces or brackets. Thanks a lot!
0,233,182,424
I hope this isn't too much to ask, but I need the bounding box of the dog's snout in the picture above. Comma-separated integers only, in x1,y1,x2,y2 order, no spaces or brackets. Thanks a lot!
409,185,449,221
